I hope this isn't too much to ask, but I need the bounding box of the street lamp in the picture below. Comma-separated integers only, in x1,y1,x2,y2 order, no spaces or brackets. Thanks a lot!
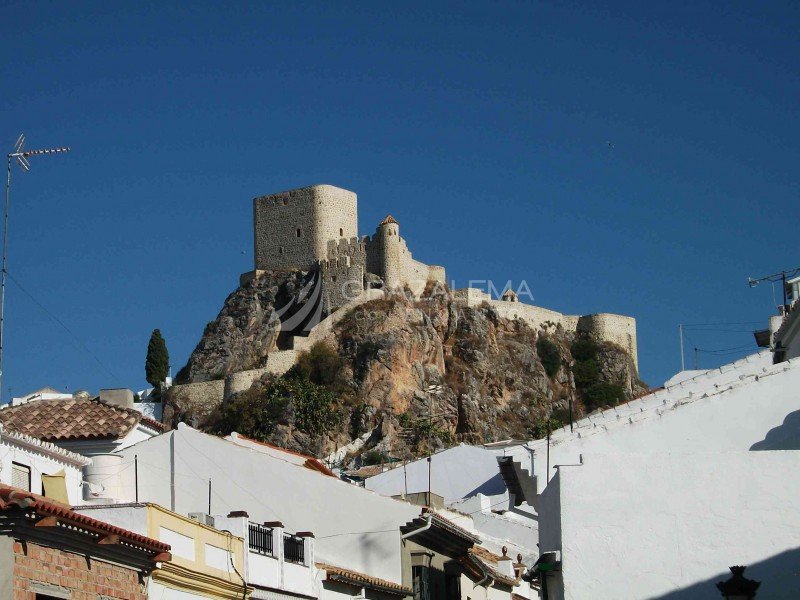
716,566,760,599
2,134,70,401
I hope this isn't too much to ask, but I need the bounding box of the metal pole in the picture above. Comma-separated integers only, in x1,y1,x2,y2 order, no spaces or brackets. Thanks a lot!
679,324,685,371
782,272,788,310
427,391,433,506
208,479,212,514
0,157,11,403
134,454,139,503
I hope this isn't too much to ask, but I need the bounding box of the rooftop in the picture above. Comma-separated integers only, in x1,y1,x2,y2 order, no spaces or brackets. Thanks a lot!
0,484,170,556
317,562,412,596
0,396,163,441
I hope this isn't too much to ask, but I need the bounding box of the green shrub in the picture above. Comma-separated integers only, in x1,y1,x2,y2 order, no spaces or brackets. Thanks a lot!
205,375,342,440
529,413,568,439
362,450,389,466
290,342,346,387
573,359,600,389
571,338,600,362
536,337,561,378
584,383,625,411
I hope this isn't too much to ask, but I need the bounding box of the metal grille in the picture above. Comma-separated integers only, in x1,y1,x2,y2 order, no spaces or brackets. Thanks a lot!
11,463,31,491
283,533,305,564
248,523,274,555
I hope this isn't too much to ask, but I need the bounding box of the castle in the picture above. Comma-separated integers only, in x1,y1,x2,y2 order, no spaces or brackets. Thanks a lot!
243,184,446,311
173,184,638,407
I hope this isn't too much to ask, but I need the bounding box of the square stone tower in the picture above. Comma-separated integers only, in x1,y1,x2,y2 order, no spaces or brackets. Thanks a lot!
253,185,358,271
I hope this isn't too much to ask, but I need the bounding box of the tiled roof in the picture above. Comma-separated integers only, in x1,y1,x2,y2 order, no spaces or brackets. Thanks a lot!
0,397,163,441
317,562,412,596
227,433,335,477
424,508,481,543
0,424,92,466
345,465,385,479
462,549,519,588
0,484,171,558
379,215,399,226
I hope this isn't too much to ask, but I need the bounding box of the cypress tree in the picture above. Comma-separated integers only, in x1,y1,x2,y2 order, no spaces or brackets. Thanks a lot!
145,329,170,389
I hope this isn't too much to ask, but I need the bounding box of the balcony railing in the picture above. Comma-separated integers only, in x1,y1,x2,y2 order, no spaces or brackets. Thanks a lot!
248,522,274,556
283,533,305,564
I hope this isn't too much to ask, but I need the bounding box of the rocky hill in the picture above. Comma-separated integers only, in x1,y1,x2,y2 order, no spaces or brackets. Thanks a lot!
170,272,646,464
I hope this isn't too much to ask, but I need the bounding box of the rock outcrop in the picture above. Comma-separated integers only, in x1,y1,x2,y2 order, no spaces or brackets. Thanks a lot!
176,273,646,462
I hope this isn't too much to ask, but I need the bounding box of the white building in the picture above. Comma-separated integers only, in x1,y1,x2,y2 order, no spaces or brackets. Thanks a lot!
538,451,800,599
505,349,799,493
0,423,90,504
214,511,319,600
113,424,421,596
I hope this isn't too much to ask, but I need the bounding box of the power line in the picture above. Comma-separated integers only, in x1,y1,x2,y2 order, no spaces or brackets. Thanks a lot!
5,269,123,384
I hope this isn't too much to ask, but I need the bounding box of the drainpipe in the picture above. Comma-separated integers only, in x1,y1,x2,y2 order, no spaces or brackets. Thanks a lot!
401,515,432,539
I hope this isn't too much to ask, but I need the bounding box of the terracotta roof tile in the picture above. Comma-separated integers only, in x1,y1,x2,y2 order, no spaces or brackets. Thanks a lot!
0,485,171,558
0,397,162,441
317,562,412,596
462,549,519,588
379,215,399,226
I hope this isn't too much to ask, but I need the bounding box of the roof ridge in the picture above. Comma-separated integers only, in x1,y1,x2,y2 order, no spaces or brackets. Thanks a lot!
536,355,796,448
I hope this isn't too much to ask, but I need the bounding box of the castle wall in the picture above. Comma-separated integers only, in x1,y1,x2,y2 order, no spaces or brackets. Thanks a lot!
577,313,638,369
254,185,357,271
292,289,385,352
223,350,299,397
454,288,638,369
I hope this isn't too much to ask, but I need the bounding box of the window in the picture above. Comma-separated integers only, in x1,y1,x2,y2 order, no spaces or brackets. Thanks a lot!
412,565,430,600
12,462,31,491
279,246,284,255
339,228,344,237
296,228,302,237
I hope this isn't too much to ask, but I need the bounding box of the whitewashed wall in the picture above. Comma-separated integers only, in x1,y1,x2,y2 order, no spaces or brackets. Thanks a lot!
512,353,800,491
116,425,419,586
540,451,800,600
0,432,86,504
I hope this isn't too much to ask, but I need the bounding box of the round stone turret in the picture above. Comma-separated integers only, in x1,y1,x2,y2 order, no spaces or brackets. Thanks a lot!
378,215,401,289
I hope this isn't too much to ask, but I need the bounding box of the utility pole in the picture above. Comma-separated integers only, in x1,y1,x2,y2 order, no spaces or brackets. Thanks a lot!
425,384,443,506
2,135,70,402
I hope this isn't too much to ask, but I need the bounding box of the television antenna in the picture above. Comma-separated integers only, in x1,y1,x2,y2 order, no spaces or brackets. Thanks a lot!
748,266,800,311
2,134,71,401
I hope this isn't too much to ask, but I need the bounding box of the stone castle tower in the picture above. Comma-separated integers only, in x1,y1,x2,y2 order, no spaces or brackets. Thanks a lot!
247,184,446,312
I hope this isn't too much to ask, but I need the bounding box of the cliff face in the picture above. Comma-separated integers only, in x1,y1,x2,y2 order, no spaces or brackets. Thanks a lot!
176,273,646,461
176,270,317,383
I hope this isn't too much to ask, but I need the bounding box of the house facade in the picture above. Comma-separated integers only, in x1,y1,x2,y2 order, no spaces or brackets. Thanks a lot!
0,485,170,600
0,424,89,505
75,502,249,600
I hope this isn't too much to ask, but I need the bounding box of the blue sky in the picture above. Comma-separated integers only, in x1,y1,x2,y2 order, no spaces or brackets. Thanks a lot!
0,1,797,401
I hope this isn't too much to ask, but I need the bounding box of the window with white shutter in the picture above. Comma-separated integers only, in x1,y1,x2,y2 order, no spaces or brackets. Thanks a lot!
11,462,31,491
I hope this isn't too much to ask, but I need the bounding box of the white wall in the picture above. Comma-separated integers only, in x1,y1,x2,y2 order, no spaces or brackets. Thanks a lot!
365,444,509,503
510,353,800,491
116,425,420,585
541,451,800,600
0,433,85,504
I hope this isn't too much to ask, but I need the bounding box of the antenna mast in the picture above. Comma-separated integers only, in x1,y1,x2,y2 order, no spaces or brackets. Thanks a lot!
2,135,71,402
748,266,800,311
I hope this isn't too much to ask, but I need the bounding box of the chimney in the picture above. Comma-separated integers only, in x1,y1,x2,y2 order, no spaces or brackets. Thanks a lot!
99,388,135,409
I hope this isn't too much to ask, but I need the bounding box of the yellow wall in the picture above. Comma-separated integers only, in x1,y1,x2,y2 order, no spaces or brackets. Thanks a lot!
146,504,249,600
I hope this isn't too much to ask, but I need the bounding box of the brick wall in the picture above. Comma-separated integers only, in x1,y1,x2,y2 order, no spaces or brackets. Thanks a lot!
12,541,146,600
